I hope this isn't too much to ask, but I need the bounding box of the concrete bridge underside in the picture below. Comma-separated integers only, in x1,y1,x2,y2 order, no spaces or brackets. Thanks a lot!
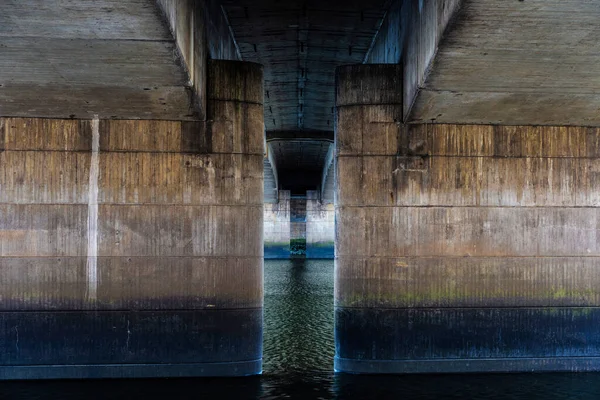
1,0,600,378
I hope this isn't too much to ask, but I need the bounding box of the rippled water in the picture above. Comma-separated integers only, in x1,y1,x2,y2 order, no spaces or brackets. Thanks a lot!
263,259,335,375
3,259,600,399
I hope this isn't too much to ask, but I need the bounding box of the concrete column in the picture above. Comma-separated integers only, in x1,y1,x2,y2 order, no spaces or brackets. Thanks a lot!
0,60,264,379
335,64,600,373
290,197,307,258
264,190,291,259
335,64,403,373
306,191,334,259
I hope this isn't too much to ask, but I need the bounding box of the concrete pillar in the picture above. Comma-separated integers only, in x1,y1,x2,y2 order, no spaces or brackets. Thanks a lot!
264,190,291,259
290,197,307,258
306,191,334,259
0,60,264,379
335,64,600,373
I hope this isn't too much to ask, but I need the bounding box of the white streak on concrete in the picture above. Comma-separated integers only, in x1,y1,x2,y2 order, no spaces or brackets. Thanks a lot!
86,116,100,301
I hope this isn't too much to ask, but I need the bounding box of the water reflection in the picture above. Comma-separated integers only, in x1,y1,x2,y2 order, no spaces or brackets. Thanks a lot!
263,259,335,375
5,370,600,399
3,259,600,399
332,373,600,400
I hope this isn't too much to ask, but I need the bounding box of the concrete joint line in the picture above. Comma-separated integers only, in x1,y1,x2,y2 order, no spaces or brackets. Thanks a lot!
86,116,100,302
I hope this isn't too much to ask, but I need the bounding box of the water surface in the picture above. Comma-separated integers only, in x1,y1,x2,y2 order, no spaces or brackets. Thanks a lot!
3,259,600,399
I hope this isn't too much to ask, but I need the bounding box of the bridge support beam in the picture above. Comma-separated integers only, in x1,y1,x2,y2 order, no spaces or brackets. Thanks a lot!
0,60,264,379
335,64,600,374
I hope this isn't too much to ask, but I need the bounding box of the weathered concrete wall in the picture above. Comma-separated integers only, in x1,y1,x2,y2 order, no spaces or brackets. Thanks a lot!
366,0,461,119
335,64,600,374
0,60,264,379
410,0,600,127
264,191,291,259
0,0,194,120
306,191,334,259
156,0,241,119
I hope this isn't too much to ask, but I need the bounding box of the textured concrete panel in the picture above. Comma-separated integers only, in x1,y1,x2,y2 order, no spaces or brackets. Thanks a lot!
336,257,600,308
410,0,600,126
336,307,600,373
0,310,262,366
0,1,198,120
0,257,263,310
0,0,171,40
335,64,600,373
98,205,263,257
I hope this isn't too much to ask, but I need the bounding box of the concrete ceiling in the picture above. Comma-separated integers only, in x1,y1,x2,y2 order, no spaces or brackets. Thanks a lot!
268,139,331,193
269,139,331,171
410,0,600,126
222,0,390,133
0,0,193,120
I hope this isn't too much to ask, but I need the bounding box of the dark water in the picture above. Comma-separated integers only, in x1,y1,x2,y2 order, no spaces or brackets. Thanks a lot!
3,259,600,399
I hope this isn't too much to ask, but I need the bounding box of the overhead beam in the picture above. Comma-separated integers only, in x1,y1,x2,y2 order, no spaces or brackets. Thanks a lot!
155,0,241,119
266,130,334,142
409,0,600,126
366,0,462,120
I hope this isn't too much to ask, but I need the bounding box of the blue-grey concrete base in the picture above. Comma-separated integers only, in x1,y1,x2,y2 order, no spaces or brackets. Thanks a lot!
336,307,600,374
335,357,600,374
0,360,262,380
0,309,262,379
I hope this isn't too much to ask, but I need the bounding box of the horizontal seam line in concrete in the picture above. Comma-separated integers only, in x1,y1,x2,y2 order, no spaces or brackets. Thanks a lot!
334,306,600,310
0,360,262,366
0,256,264,259
335,256,600,259
0,204,265,207
406,121,600,129
336,103,402,107
0,150,264,155
208,98,263,106
334,357,600,361
335,255,600,258
0,36,176,43
0,84,189,89
2,117,200,122
420,87,600,96
0,116,202,122
0,255,264,259
0,308,263,313
336,154,600,159
268,138,334,143
335,205,600,208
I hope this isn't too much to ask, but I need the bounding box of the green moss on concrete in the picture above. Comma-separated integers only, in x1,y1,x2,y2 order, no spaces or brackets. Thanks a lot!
338,287,600,308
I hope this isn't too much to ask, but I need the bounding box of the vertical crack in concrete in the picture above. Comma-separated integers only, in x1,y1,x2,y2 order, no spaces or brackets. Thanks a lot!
86,116,100,302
